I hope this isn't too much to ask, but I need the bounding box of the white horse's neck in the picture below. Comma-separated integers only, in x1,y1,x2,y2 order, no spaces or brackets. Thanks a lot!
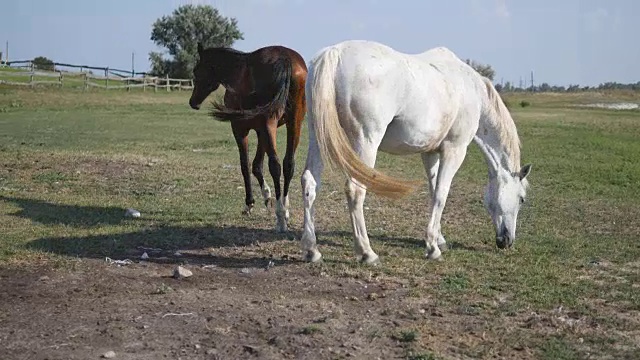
473,116,520,177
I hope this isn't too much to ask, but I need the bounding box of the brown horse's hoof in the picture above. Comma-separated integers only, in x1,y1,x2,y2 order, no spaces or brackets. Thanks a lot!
242,204,253,216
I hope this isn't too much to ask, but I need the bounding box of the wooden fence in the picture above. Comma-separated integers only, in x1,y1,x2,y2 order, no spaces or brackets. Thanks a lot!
0,60,193,91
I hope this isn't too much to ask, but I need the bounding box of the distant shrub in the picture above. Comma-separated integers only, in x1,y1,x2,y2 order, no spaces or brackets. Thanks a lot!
33,56,55,71
520,100,531,108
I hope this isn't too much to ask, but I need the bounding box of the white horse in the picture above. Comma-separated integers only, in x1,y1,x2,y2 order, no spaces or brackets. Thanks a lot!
300,40,532,264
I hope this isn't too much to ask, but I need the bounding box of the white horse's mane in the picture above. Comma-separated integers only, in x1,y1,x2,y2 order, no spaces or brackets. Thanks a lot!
417,45,522,172
481,77,522,171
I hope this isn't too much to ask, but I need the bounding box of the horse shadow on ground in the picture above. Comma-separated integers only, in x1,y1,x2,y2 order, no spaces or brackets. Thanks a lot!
5,196,483,269
1,196,134,227
26,224,303,268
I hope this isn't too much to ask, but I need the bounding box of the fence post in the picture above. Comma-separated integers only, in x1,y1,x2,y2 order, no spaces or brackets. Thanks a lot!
105,67,109,89
166,74,170,92
143,76,146,92
59,72,63,88
154,77,158,93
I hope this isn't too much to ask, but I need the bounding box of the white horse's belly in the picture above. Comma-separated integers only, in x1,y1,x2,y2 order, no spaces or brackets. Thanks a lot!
378,118,447,155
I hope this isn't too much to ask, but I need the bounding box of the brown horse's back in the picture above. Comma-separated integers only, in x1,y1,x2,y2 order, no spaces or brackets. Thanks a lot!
250,46,307,89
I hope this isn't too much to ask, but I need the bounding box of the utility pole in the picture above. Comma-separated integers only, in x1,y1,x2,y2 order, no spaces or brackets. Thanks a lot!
131,52,135,77
530,70,535,92
4,41,8,66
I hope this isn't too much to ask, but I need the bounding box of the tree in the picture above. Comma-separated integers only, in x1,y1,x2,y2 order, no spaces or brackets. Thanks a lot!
149,4,244,79
503,81,513,92
538,83,551,92
465,59,495,81
32,56,54,71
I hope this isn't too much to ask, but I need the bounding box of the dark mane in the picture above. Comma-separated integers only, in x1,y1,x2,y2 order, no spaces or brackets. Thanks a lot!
200,47,248,87
203,47,248,60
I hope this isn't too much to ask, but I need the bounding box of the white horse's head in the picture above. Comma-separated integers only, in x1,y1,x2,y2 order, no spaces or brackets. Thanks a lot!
483,164,532,249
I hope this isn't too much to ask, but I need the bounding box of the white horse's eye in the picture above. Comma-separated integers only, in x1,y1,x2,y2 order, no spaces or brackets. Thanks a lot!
520,197,525,204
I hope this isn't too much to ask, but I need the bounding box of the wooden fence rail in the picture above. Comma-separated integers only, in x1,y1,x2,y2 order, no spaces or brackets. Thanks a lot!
0,60,194,91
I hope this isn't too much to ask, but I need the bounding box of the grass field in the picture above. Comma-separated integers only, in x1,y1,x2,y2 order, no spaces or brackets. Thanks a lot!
0,85,639,359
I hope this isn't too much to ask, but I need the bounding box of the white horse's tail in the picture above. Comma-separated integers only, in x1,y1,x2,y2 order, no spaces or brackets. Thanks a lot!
308,47,420,199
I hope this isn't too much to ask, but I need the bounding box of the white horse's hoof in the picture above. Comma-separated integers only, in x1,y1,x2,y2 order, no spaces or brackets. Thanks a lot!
360,253,380,266
426,246,442,261
305,250,322,263
437,235,447,251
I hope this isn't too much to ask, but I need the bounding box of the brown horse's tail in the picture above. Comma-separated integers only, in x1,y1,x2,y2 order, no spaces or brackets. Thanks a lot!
309,47,419,200
211,57,292,122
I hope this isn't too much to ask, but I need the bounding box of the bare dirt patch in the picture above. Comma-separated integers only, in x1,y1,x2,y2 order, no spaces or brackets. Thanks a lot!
4,250,637,360
0,260,434,360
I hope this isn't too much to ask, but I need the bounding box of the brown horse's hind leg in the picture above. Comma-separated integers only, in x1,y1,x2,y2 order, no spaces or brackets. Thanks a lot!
252,132,274,209
262,118,286,232
232,124,254,215
282,80,306,227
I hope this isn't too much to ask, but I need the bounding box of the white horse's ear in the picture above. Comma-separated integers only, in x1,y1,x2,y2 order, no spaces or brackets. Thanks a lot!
519,163,532,180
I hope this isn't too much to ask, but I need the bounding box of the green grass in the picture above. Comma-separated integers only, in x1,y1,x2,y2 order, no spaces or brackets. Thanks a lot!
1,87,639,358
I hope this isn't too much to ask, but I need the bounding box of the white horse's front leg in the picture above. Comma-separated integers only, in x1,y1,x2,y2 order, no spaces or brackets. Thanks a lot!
425,146,467,260
275,197,288,233
421,152,447,250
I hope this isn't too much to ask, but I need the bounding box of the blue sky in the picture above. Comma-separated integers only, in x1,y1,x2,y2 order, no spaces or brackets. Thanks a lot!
1,0,637,86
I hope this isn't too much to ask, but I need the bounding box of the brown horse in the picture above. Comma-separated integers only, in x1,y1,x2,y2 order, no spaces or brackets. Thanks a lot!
189,43,307,233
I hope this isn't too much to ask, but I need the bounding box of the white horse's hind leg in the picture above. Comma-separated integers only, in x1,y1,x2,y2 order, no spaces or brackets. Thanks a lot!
425,145,467,260
345,177,379,265
421,152,447,250
300,127,324,262
342,141,380,264
301,170,321,262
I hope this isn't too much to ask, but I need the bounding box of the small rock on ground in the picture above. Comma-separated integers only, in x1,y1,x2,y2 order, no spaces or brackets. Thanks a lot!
124,208,141,218
173,266,193,279
102,350,116,358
